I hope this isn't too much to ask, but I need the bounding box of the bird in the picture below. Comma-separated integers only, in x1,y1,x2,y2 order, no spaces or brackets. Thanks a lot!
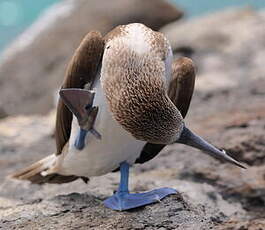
11,23,245,211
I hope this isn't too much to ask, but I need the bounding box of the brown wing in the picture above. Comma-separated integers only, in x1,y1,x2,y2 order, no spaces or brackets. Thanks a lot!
136,57,196,164
55,31,105,155
168,57,195,118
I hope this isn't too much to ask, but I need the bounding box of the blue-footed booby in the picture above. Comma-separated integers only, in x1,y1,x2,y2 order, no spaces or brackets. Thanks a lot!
11,23,245,211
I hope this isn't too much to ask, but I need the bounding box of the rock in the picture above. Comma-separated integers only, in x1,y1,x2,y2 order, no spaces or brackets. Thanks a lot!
0,191,224,230
0,112,56,180
0,0,183,116
216,218,265,230
0,108,7,119
161,8,265,94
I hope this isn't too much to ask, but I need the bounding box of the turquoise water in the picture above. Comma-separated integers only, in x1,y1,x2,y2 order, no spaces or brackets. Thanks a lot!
0,0,58,51
0,0,265,52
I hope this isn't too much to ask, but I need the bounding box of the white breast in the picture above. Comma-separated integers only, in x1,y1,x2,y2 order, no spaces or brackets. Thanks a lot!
59,78,145,177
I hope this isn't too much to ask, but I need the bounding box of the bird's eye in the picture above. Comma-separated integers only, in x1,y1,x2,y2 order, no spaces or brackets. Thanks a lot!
106,45,110,49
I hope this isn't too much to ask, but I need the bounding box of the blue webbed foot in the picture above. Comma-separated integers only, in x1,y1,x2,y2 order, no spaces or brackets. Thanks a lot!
104,162,176,211
104,187,177,211
59,89,101,151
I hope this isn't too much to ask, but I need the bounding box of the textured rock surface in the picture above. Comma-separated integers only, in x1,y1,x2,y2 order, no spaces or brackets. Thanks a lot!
0,0,182,116
162,8,265,95
0,7,265,230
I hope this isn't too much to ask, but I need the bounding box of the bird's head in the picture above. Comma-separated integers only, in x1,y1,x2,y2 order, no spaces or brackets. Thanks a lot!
101,50,184,144
102,66,245,168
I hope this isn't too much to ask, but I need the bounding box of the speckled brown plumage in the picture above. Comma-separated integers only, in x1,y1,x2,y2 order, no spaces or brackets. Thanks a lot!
104,25,128,43
101,24,184,144
104,72,182,144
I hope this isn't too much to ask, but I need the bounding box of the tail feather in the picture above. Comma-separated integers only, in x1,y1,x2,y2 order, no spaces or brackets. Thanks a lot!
10,155,88,184
11,155,55,181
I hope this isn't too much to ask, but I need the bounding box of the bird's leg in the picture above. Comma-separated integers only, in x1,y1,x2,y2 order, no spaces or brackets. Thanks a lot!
74,128,88,150
104,162,177,211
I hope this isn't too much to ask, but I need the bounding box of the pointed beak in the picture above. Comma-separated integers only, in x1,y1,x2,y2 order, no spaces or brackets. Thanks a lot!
177,127,246,169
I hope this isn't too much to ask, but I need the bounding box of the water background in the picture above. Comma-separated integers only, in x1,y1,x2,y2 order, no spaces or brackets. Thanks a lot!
0,0,58,52
0,0,265,53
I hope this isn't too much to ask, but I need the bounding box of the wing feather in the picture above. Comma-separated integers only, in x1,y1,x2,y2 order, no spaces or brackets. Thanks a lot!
55,31,104,155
